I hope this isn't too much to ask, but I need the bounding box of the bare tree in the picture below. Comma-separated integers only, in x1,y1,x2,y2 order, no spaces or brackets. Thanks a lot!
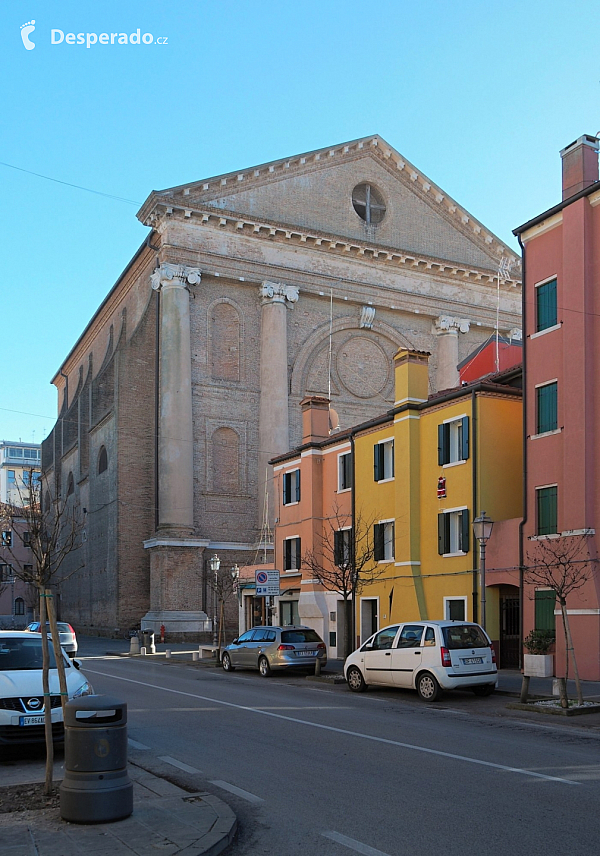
525,535,597,706
302,505,383,659
206,561,239,661
0,467,85,793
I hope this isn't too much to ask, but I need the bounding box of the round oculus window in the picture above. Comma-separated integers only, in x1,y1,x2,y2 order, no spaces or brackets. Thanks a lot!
352,183,386,225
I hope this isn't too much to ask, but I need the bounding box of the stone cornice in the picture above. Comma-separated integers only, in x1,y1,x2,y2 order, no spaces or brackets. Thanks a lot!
142,201,521,290
138,135,517,264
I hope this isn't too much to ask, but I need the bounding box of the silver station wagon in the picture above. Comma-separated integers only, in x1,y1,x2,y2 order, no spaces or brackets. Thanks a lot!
222,625,327,676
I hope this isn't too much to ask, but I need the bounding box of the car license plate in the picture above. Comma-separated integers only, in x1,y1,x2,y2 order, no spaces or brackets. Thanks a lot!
296,650,314,657
20,715,45,726
462,657,483,665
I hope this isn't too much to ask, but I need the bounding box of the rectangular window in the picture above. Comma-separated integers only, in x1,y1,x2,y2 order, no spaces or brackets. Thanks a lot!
536,486,558,535
23,531,31,547
438,417,469,465
444,597,466,621
280,600,300,626
7,470,16,485
282,469,301,505
374,440,394,482
373,521,395,561
0,564,13,581
283,536,301,571
535,590,556,632
438,509,470,555
536,382,557,434
338,452,352,491
334,528,353,567
536,278,557,332
1,530,12,547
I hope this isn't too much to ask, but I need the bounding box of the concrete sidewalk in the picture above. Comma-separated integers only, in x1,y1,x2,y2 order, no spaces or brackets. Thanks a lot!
0,758,236,856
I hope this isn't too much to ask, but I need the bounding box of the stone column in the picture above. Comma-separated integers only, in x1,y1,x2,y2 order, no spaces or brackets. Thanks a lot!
258,282,299,528
150,263,201,533
433,316,470,391
143,264,210,640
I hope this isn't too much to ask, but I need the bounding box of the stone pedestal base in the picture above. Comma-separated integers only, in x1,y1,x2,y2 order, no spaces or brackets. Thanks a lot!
141,609,212,637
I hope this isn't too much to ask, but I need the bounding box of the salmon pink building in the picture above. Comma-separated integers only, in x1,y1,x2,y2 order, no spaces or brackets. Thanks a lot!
514,134,600,680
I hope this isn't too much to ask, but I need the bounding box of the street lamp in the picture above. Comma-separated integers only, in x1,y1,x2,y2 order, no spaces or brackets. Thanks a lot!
209,554,220,649
472,511,494,630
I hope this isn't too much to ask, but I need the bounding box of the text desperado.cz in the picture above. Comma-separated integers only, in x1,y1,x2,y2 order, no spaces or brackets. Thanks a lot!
51,29,167,48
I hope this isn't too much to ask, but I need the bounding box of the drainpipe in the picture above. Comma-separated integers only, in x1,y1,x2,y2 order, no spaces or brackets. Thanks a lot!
350,431,357,656
471,389,478,624
154,287,161,532
517,234,528,671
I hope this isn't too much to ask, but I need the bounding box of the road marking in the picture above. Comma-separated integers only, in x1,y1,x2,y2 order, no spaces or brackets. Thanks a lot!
322,831,392,856
159,755,202,774
86,668,581,785
210,779,264,803
128,738,150,750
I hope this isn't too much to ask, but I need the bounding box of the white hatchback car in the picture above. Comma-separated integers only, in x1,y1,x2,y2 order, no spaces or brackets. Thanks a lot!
0,631,94,747
344,620,497,701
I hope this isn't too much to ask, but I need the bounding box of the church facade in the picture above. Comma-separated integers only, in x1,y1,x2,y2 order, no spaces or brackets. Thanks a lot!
42,135,521,637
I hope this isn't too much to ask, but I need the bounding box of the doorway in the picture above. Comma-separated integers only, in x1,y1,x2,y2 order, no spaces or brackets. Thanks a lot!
499,587,520,669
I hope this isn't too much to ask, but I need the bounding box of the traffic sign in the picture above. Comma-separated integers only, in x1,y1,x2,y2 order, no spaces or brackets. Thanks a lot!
255,569,280,597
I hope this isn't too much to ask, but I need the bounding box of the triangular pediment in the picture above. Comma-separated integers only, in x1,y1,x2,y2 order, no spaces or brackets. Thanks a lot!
140,136,516,271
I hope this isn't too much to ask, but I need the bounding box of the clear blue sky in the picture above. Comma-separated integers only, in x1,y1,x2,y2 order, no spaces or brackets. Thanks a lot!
2,0,598,443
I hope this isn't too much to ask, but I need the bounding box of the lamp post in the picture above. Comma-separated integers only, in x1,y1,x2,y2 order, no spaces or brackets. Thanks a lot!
209,554,220,651
472,511,494,630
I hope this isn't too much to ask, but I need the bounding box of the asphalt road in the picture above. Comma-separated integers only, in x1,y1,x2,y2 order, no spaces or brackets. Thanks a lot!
76,643,600,856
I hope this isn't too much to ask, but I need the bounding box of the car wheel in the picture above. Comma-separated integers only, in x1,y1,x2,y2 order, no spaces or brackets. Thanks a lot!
472,684,494,697
258,656,271,677
416,672,442,702
346,665,367,692
222,652,235,672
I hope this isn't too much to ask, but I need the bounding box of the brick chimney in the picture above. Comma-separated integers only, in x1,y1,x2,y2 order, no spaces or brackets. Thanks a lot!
300,396,331,443
560,135,599,200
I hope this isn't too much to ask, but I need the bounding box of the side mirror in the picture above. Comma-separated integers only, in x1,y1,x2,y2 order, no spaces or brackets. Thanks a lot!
232,638,239,645
73,659,81,670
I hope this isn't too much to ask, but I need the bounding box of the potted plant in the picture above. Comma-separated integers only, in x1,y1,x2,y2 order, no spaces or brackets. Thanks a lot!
523,630,555,677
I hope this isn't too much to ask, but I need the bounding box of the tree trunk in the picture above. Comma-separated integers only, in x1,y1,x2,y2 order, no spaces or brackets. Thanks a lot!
46,588,69,720
343,597,353,660
39,591,54,795
561,600,584,705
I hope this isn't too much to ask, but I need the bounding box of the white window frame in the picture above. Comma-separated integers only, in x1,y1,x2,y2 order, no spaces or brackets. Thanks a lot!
282,469,301,506
338,452,352,492
283,535,301,571
374,438,394,483
444,596,467,621
375,518,395,562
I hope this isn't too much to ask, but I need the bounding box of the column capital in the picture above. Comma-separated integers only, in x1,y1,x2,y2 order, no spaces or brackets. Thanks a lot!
259,281,299,306
151,263,202,291
433,315,471,335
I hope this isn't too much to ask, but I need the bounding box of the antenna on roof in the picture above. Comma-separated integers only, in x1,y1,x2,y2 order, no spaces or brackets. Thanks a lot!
495,256,515,372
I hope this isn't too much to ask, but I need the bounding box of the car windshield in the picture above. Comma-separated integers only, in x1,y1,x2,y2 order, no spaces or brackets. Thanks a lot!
0,638,58,670
442,625,489,650
281,629,321,644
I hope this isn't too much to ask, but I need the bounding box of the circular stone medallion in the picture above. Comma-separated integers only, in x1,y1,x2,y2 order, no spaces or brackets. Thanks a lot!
337,337,390,398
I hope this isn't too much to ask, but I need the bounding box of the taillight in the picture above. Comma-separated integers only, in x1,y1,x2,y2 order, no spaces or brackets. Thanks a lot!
317,642,326,649
440,647,452,667
67,625,75,635
490,645,496,664
278,644,294,651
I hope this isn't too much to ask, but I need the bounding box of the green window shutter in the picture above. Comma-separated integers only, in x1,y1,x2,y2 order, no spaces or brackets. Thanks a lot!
537,383,557,434
283,473,291,505
535,590,556,631
334,531,343,566
374,524,384,561
295,469,301,503
294,538,301,569
536,279,557,332
438,513,448,555
438,424,448,466
284,539,291,570
461,417,470,461
537,486,558,535
460,508,470,553
374,444,382,481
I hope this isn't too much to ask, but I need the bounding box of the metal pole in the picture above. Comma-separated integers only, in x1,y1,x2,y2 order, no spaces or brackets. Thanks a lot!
479,540,486,631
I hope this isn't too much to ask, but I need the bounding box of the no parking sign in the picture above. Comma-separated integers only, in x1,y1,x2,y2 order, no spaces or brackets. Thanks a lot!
255,569,280,597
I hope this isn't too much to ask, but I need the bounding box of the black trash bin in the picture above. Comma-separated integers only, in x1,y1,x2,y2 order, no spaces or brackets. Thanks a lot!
60,695,133,824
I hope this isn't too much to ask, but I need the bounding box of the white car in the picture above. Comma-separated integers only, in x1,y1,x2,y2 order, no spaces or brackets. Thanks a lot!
344,620,497,701
0,630,94,747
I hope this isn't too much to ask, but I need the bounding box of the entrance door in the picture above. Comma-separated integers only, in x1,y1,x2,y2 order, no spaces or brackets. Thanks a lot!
500,594,520,669
360,599,378,644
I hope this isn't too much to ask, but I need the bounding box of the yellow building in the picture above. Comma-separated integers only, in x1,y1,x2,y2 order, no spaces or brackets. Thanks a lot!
353,349,522,665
